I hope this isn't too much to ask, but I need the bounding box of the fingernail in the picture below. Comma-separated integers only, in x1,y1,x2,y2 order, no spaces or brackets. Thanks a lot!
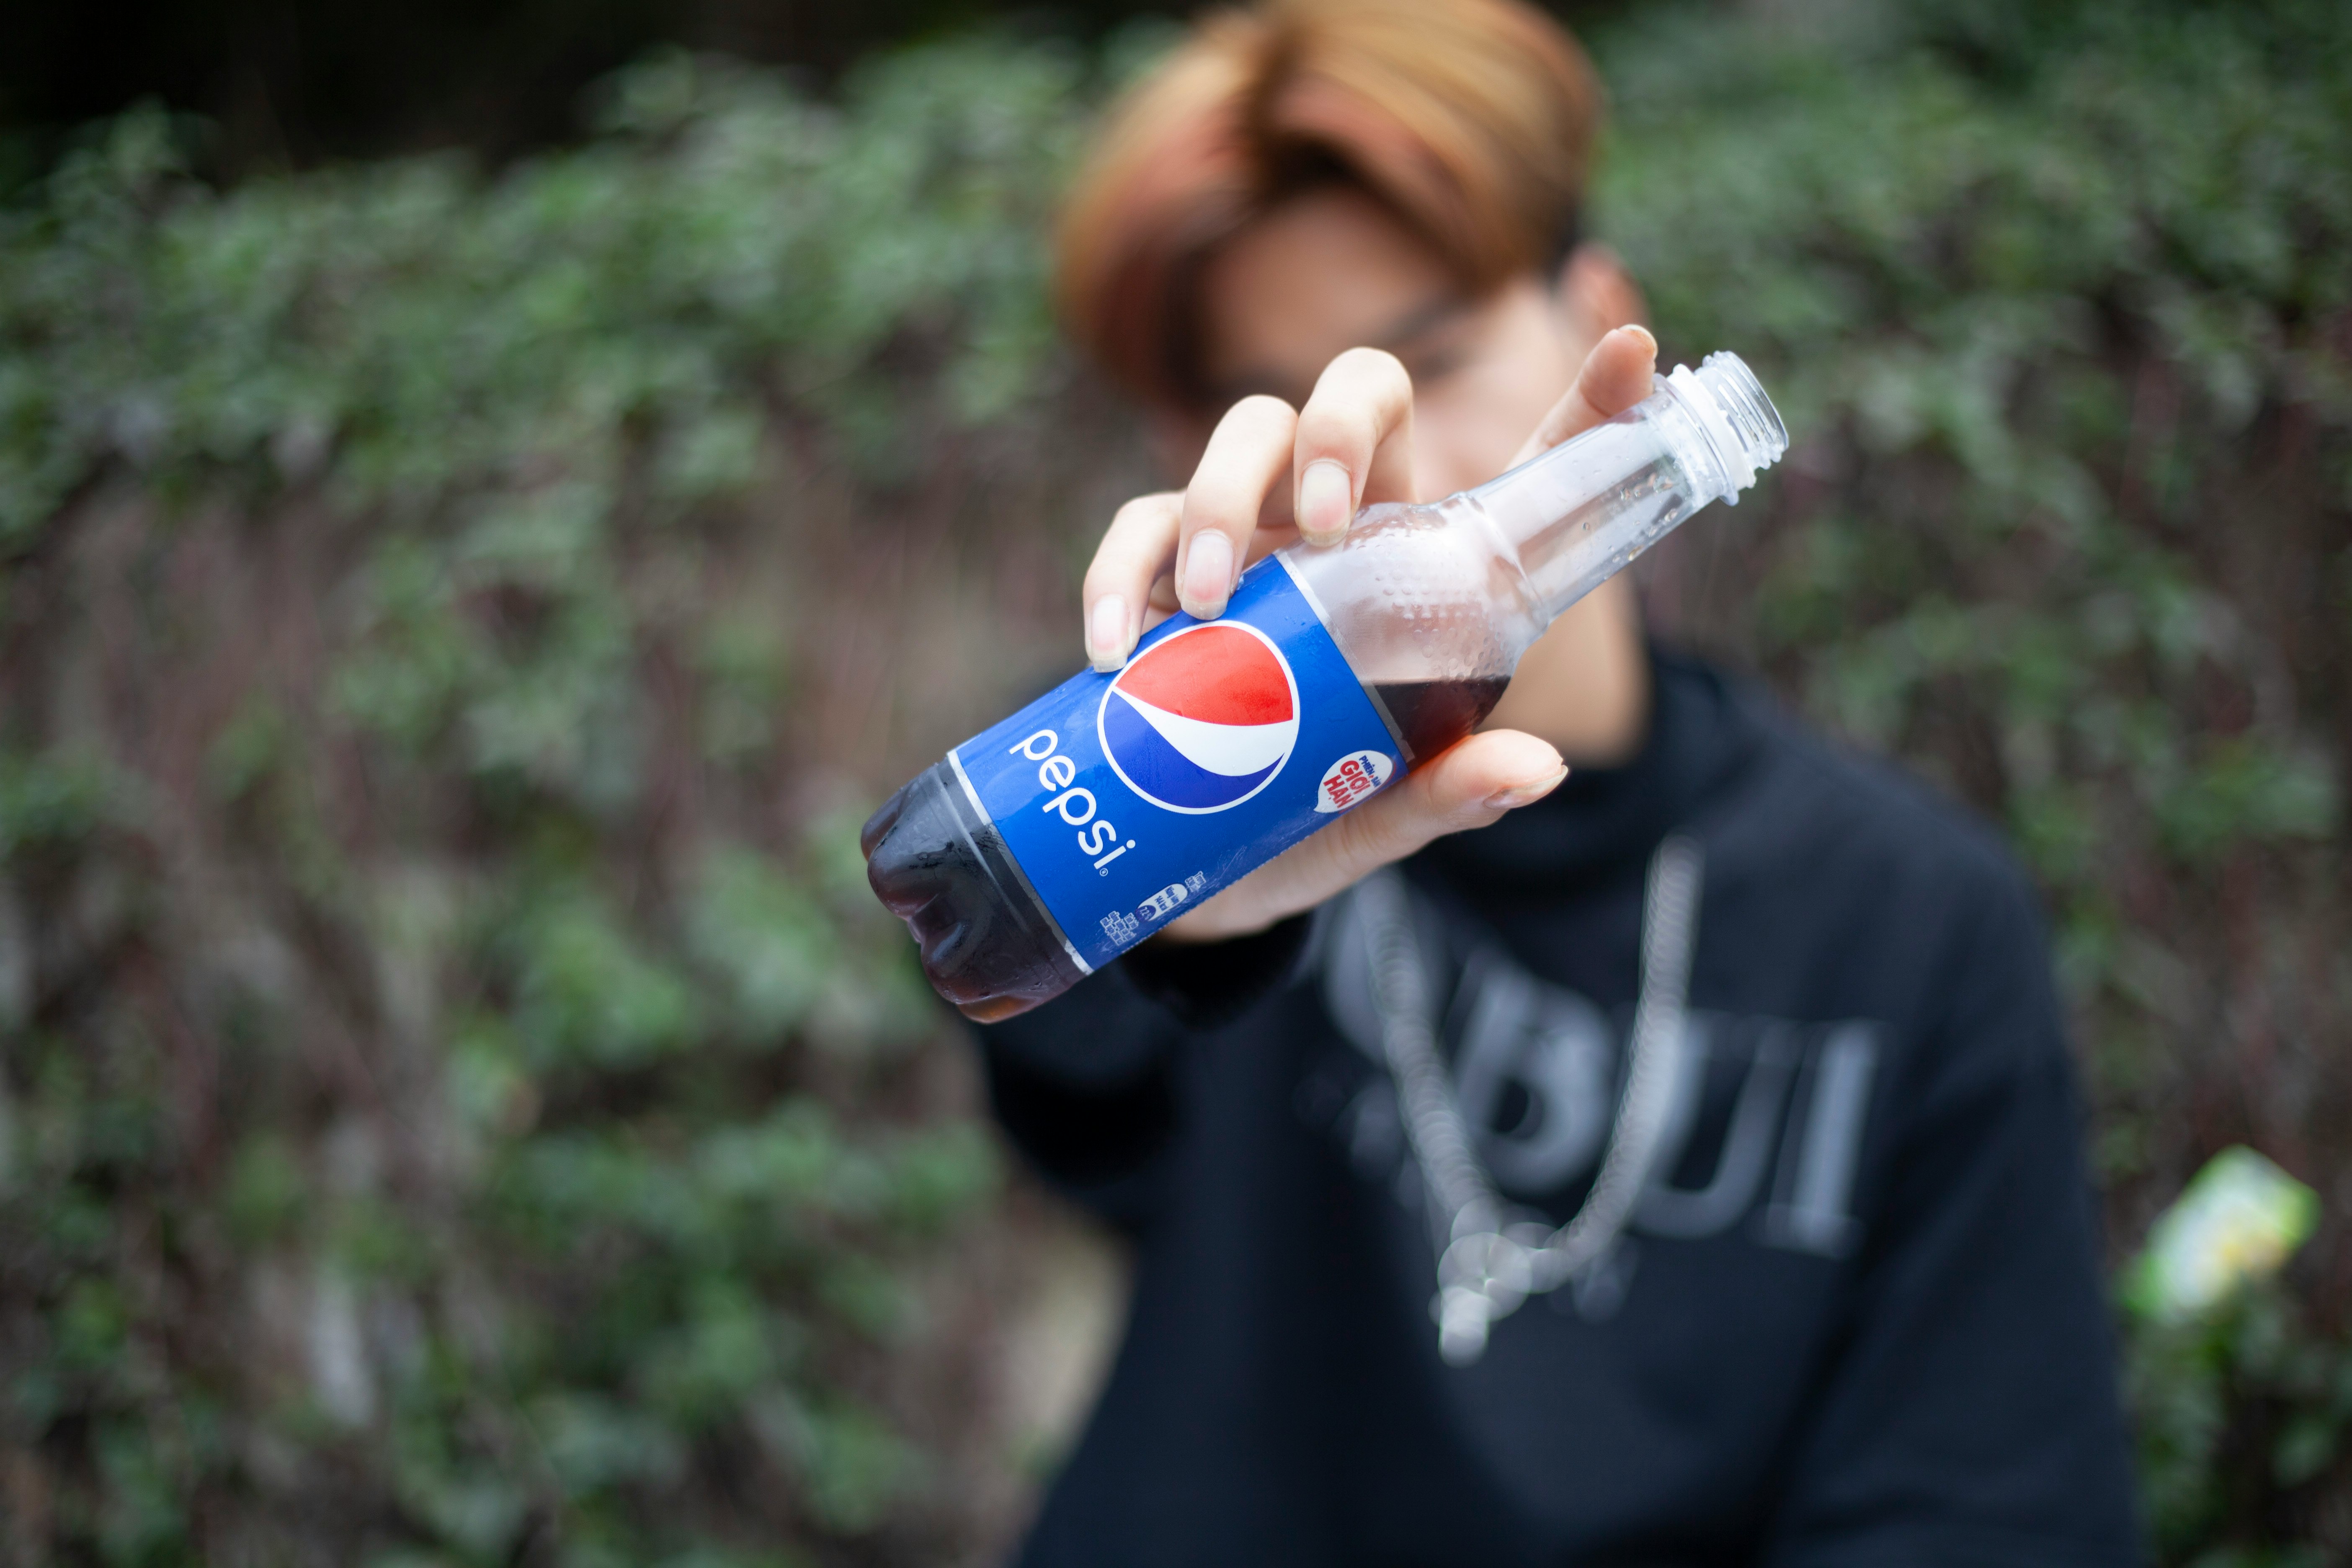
1088,595,1130,671
1485,765,1568,810
1180,531,1235,617
1297,459,1353,545
1618,323,1657,356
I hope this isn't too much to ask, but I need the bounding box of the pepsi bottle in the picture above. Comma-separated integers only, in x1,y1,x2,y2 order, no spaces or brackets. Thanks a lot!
864,352,1788,1021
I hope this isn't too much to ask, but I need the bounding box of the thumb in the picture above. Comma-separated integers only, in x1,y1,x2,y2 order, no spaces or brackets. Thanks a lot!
1506,323,1658,469
1161,731,1566,942
1333,729,1570,867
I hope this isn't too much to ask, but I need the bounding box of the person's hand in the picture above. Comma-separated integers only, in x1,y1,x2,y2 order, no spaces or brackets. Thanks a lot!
1081,323,1660,943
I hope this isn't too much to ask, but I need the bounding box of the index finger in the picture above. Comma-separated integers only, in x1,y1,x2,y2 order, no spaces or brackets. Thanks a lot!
1080,490,1183,671
1292,347,1417,547
1173,394,1299,621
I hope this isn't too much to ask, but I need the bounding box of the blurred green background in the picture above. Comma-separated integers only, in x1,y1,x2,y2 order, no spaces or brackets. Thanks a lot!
3,0,2348,1563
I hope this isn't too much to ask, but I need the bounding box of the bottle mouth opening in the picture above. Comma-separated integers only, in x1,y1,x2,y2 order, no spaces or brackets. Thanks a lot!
1664,351,1789,503
1699,351,1789,470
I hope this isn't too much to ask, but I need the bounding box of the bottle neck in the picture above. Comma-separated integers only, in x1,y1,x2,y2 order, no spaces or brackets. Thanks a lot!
1461,351,1788,628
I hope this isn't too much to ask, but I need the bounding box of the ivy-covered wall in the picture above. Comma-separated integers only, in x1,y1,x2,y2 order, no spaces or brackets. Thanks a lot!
1601,5,2352,1556
1,2,2347,1563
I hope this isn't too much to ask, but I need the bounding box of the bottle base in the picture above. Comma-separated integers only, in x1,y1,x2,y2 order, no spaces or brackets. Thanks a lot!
863,761,1088,1021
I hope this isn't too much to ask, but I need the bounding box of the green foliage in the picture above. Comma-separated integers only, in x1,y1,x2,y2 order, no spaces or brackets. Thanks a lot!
0,43,1086,549
0,37,1080,1565
2130,1283,2352,1567
3,1,2349,1561
1598,0,2352,1557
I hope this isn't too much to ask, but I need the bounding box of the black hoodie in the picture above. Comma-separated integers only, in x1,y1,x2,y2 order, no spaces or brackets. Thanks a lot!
977,649,2144,1568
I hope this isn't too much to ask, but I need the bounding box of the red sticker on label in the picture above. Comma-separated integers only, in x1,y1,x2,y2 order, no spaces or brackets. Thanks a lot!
1314,750,1395,813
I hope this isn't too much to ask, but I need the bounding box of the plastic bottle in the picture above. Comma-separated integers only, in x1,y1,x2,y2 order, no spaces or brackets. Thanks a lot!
863,351,1788,1020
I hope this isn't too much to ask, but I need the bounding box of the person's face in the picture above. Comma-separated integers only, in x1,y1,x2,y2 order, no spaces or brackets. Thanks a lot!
1174,184,1616,501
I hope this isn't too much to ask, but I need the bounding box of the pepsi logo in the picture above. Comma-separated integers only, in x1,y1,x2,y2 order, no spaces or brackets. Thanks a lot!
1099,622,1300,813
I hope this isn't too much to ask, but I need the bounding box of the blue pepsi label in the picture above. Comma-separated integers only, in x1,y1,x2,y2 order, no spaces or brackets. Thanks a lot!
952,554,1400,972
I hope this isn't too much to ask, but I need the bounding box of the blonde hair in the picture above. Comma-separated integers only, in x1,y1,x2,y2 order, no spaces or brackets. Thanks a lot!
1056,0,1603,407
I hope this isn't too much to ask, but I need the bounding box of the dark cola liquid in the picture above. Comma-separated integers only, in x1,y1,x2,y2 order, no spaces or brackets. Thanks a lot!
862,763,1087,1023
865,673,1513,1021
1372,675,1512,762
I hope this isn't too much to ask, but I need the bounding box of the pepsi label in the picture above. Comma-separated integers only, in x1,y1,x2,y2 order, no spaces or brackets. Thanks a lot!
952,554,1402,972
